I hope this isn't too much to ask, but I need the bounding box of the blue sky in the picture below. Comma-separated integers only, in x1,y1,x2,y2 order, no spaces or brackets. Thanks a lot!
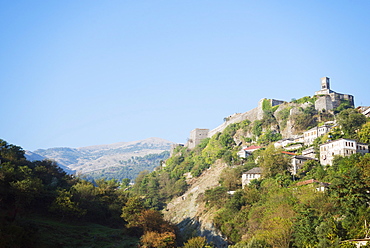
1,1,370,151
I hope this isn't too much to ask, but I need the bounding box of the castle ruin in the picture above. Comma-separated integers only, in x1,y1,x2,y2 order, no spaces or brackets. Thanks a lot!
182,77,354,150
185,128,210,149
314,77,354,111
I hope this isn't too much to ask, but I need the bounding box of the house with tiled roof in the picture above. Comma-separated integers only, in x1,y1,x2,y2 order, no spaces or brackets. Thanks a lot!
296,179,330,192
319,138,369,166
242,167,262,188
281,151,296,156
303,122,334,146
357,106,370,118
290,155,318,175
237,145,262,158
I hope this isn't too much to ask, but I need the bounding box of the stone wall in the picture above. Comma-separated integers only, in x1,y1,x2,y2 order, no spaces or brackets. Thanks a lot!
207,107,259,138
315,95,333,111
207,98,285,139
186,128,209,149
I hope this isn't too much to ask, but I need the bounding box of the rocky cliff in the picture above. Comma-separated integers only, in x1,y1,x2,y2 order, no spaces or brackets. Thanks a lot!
164,160,229,247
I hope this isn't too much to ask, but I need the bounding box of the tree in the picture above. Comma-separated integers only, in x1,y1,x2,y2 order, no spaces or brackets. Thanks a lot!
137,209,175,234
257,145,290,178
204,186,229,209
121,196,145,228
183,236,212,248
49,189,87,218
0,139,25,162
252,120,263,138
357,121,370,143
336,108,366,138
140,231,176,248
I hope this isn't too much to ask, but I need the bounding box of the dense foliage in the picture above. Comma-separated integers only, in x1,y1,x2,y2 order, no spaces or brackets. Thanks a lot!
212,152,370,248
0,139,176,247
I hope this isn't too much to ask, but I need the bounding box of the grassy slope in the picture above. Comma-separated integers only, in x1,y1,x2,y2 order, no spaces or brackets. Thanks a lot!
22,215,139,248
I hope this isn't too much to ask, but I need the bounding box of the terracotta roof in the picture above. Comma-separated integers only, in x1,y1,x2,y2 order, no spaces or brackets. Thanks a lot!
296,179,319,186
244,145,262,151
296,179,330,187
281,151,296,155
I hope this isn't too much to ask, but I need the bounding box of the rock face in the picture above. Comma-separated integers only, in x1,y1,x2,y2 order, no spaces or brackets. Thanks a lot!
164,160,229,247
207,98,307,140
26,137,174,175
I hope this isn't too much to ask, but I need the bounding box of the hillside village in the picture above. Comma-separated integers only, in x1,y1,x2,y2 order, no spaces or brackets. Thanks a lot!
1,76,370,248
171,77,370,190
153,77,370,247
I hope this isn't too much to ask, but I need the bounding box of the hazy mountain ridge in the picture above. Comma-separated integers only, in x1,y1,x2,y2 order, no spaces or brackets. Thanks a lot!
26,137,174,177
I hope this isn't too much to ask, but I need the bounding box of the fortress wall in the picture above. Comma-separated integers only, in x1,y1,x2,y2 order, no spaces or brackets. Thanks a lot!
207,107,260,138
315,95,333,111
207,98,284,138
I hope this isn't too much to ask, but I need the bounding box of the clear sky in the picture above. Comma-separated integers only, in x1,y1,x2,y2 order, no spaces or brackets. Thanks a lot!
1,1,370,151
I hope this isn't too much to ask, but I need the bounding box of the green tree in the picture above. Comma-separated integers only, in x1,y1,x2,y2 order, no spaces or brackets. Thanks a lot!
183,236,212,248
336,108,366,138
49,189,87,218
257,145,290,178
358,121,370,143
252,120,263,138
121,196,145,228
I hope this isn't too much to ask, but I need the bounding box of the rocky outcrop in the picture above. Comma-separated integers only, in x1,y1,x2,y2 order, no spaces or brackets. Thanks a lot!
163,160,229,247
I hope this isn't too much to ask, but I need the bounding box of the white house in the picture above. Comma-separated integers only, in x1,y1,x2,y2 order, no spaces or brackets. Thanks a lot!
319,138,369,166
274,139,295,148
303,123,333,146
242,167,262,188
357,106,370,118
237,145,262,158
290,155,318,175
302,147,316,159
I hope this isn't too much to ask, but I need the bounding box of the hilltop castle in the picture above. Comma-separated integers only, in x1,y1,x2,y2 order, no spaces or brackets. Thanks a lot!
314,77,354,111
181,77,355,150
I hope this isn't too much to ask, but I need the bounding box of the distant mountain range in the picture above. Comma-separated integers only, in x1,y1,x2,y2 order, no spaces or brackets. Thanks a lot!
25,137,174,180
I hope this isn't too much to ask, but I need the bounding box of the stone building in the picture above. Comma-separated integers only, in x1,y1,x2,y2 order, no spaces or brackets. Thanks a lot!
170,143,184,156
357,106,370,118
303,122,334,145
319,138,369,166
314,77,354,111
237,145,262,158
290,155,318,175
302,147,316,158
185,128,209,149
242,167,262,188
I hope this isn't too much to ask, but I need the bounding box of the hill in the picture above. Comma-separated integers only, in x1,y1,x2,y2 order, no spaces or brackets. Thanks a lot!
133,95,369,246
26,137,173,180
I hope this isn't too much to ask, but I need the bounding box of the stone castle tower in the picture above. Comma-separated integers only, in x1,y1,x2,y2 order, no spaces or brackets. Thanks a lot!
185,128,209,149
314,77,354,111
321,77,330,91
